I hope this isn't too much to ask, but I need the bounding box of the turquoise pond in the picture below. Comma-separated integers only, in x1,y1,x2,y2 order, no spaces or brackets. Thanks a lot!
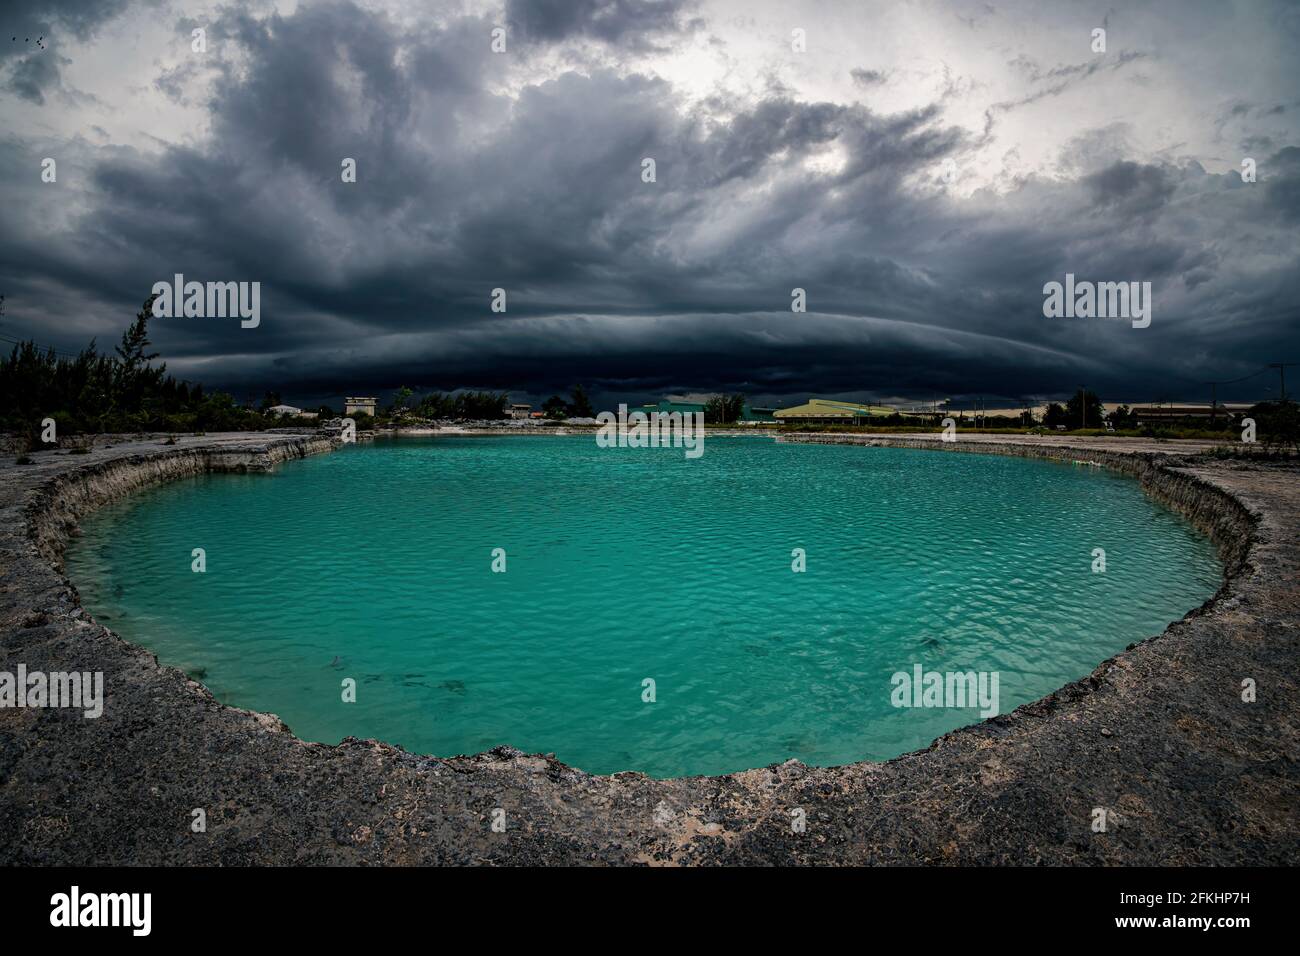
66,436,1221,777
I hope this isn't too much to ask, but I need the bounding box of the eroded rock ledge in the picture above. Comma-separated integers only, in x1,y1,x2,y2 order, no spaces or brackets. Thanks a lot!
1,432,1296,865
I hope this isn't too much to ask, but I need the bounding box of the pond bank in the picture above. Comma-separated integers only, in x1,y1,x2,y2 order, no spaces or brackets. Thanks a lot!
1,431,1295,864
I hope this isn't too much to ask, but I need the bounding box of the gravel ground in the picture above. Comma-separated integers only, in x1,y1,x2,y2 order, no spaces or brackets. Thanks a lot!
0,431,1295,865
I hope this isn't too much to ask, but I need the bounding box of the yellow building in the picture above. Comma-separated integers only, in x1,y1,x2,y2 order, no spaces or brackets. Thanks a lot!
344,396,377,417
774,398,896,424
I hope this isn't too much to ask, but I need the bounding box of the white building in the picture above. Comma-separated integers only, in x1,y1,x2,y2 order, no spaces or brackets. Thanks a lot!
507,403,532,420
345,396,378,417
266,404,317,419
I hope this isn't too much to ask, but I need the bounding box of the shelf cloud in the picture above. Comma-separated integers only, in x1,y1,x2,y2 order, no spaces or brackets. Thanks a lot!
2,0,1297,407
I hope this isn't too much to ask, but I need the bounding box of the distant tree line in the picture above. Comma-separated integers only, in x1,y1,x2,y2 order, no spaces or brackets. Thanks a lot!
0,285,557,442
408,390,512,420
540,384,595,419
383,385,595,421
1037,390,1294,441
704,393,748,424
7,296,1293,451
1,295,268,442
1040,390,1106,430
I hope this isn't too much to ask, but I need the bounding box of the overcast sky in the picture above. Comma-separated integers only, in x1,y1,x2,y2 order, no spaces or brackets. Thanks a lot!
2,0,1297,409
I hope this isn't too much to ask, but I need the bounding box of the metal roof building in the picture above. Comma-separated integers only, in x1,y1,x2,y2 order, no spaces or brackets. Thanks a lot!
774,398,896,424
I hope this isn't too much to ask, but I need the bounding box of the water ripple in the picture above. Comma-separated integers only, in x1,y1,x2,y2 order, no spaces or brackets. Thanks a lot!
66,436,1221,777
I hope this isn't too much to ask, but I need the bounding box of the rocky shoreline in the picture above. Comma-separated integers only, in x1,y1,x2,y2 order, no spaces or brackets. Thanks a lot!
1,431,1296,864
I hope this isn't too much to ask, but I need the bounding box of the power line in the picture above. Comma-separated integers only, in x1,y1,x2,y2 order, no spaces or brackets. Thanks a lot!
0,332,86,359
1204,365,1274,387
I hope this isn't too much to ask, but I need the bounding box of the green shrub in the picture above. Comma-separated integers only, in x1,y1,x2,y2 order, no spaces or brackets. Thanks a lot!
1,296,275,436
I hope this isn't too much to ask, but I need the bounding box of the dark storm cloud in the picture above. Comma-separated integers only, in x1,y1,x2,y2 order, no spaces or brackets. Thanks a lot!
5,48,64,104
1,0,139,103
505,0,697,49
850,68,887,86
1082,160,1177,215
2,0,1298,410
1261,145,1300,223
2,0,136,41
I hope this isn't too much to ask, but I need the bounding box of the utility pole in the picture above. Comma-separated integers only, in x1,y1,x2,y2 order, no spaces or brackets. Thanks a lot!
1079,384,1086,430
1203,380,1219,423
1268,363,1296,402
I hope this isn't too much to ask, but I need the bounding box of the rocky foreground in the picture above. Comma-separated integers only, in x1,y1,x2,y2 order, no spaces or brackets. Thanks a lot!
0,431,1296,864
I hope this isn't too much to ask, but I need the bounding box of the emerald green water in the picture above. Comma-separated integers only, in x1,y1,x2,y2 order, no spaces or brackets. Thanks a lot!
67,436,1220,777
